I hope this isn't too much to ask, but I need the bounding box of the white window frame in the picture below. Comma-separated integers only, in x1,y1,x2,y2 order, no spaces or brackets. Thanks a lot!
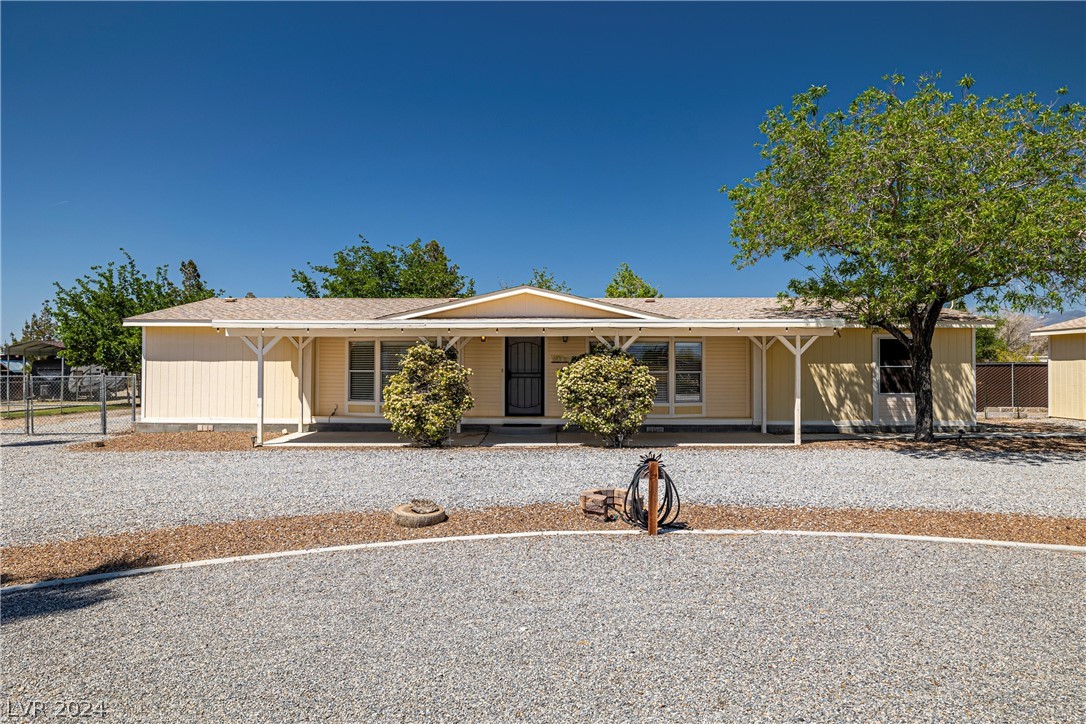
347,340,377,403
585,336,705,414
872,333,915,426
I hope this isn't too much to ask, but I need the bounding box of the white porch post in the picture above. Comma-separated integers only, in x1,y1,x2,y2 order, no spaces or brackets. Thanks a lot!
256,333,265,445
761,336,768,435
793,334,801,445
297,338,304,433
774,335,817,446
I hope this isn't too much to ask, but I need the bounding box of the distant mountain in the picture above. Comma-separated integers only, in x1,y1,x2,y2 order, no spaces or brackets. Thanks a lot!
1041,309,1086,325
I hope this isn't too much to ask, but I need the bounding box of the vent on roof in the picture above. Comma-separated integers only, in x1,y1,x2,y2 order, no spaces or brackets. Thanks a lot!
223,298,237,303
644,298,656,303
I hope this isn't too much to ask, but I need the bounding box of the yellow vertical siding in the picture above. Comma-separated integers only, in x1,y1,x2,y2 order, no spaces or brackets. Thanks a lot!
766,329,874,422
427,296,627,319
144,327,297,421
932,328,975,422
766,327,973,424
704,337,750,418
461,336,504,417
1049,334,1086,420
545,336,588,417
315,338,346,416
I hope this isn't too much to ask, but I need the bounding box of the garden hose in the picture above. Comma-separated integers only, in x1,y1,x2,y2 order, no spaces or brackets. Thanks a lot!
617,453,684,530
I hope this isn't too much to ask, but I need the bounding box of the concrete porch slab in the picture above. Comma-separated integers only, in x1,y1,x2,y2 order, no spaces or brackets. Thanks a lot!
263,431,486,447
264,429,801,448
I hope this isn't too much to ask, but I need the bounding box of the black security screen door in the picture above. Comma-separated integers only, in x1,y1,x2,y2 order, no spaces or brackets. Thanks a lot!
506,337,544,416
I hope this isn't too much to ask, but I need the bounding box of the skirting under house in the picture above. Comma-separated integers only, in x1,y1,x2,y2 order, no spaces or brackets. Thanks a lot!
124,286,991,444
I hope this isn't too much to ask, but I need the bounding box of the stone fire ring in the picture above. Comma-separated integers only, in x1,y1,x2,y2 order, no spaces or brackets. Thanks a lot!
392,502,449,528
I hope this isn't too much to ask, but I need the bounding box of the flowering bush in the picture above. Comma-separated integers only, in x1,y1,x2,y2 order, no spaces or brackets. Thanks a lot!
556,350,657,447
383,344,474,447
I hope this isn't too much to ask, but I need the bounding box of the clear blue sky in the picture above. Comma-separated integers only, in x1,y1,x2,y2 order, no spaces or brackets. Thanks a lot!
3,1,1083,338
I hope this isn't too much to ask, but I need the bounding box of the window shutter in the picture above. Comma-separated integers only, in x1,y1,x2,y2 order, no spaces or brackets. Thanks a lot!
349,342,375,401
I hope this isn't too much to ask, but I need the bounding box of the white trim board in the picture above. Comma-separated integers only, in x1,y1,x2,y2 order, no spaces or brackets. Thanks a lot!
5,529,1080,595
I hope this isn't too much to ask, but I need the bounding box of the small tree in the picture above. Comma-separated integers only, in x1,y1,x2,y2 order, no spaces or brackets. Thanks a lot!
526,267,571,293
725,75,1086,441
382,344,474,447
605,263,662,298
556,350,657,447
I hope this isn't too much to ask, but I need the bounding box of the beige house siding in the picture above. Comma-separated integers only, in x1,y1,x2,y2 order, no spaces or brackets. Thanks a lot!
766,329,874,422
931,328,975,423
461,337,504,418
764,328,972,424
704,337,751,418
315,338,346,417
144,327,301,421
1049,334,1086,420
426,296,632,319
545,336,588,417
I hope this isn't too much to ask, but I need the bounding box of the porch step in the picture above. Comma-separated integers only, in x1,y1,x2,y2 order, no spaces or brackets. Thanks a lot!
489,424,559,436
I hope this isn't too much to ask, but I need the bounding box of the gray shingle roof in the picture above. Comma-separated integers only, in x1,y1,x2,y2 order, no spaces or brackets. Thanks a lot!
125,294,990,324
1032,316,1086,334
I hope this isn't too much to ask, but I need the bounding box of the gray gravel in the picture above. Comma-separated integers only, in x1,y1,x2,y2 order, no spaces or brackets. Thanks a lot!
1,436,1083,545
2,534,1083,721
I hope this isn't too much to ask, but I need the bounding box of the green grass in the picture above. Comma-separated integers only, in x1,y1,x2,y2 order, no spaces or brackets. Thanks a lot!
1,403,132,420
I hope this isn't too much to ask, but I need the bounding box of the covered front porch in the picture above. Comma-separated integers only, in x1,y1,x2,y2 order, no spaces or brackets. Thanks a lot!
263,427,814,448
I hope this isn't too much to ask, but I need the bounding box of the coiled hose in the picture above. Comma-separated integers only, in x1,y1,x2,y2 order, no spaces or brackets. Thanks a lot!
618,453,683,530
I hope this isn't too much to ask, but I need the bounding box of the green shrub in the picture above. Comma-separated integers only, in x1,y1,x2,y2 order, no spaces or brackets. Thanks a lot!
382,344,474,447
555,350,657,447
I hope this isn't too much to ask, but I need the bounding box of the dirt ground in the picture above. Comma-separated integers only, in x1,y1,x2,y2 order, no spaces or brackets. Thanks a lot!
4,503,1082,586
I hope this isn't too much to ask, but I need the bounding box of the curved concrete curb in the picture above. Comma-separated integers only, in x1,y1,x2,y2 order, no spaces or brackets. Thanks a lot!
3,528,1083,595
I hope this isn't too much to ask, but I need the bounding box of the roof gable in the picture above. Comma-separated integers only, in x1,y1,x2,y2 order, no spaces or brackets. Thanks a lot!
388,286,669,320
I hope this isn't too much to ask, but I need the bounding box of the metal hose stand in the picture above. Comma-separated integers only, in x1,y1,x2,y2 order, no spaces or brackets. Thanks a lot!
618,453,683,530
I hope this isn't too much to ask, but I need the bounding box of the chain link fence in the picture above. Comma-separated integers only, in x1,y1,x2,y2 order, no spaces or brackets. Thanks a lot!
1,374,139,435
975,362,1047,414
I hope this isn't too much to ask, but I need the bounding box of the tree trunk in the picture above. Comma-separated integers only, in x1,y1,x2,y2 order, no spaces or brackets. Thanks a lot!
911,340,936,442
909,301,945,443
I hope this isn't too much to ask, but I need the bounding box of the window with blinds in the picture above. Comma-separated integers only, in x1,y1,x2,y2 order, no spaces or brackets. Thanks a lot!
627,342,669,404
380,341,414,393
348,342,375,401
674,341,702,402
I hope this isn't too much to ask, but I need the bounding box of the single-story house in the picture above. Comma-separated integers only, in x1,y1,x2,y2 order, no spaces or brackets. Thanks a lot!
1031,317,1086,421
124,286,990,444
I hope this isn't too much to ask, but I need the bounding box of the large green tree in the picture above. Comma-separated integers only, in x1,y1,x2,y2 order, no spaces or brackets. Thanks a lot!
52,251,219,372
725,75,1086,441
292,237,474,298
604,263,662,298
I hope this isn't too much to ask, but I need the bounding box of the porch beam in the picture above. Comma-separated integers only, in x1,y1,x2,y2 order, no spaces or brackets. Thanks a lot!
594,334,612,348
774,334,816,445
443,336,462,351
241,334,283,445
620,335,640,351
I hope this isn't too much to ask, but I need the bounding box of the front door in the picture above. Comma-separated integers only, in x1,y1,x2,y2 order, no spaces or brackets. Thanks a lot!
506,337,544,416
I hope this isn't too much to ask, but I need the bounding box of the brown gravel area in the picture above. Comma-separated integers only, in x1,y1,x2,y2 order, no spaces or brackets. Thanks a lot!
806,436,1086,454
3,503,1082,587
67,431,284,452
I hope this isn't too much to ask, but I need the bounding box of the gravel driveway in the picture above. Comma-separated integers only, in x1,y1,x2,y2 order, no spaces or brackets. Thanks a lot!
2,437,1083,545
3,534,1083,721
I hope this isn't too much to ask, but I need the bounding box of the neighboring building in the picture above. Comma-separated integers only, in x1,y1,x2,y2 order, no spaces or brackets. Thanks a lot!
1031,317,1086,421
123,286,990,443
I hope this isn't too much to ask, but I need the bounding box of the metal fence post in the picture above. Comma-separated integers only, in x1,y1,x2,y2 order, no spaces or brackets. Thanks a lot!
1010,362,1017,418
100,375,107,435
23,375,30,435
131,374,137,423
